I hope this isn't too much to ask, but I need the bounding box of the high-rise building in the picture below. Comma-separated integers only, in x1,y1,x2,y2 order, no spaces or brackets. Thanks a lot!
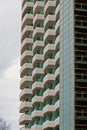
19,0,87,130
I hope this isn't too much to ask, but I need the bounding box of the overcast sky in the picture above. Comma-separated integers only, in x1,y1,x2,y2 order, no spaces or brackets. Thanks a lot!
0,0,21,130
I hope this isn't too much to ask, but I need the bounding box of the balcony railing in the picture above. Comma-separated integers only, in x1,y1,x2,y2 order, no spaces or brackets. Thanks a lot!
75,37,87,46
75,110,87,119
75,3,87,12
75,20,87,29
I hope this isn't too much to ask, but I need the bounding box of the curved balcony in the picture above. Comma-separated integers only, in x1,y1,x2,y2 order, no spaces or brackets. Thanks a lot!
43,104,55,114
33,27,44,42
22,2,33,19
19,101,32,113
56,0,60,6
43,117,59,129
19,114,32,125
55,35,60,50
44,44,55,59
33,1,44,16
44,29,55,45
22,13,33,31
32,68,44,80
22,0,33,8
20,76,33,89
21,50,33,66
20,63,33,78
21,38,33,54
44,58,55,71
44,1,56,18
55,20,60,35
33,41,44,54
43,89,55,100
32,81,44,92
20,88,32,101
33,54,44,65
44,15,55,31
55,67,60,79
32,95,43,105
55,117,59,127
55,100,60,111
55,51,60,65
43,120,55,129
21,25,33,42
33,14,44,28
55,83,60,95
20,127,31,130
44,74,55,86
22,0,27,8
32,110,43,118
55,4,60,21
31,124,43,130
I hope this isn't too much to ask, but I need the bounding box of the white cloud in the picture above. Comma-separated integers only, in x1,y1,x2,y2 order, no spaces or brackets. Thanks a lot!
0,59,20,130
3,58,20,80
0,0,21,75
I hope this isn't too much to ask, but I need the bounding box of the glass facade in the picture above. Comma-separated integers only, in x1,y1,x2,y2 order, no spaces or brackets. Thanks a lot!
60,0,75,130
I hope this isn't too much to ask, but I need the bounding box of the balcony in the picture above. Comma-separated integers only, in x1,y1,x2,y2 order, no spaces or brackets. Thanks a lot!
55,51,60,65
75,55,87,64
44,58,55,71
33,54,44,65
55,100,60,111
22,0,26,8
74,3,87,12
19,114,32,125
32,110,43,118
43,104,55,114
20,63,33,78
55,20,60,35
33,27,44,41
21,38,33,54
55,4,60,20
44,29,55,45
33,41,44,54
22,0,33,8
20,88,32,101
19,101,32,113
33,14,44,28
21,26,33,42
75,110,87,119
44,1,56,18
44,15,55,31
43,120,55,129
75,91,87,101
22,13,33,30
32,68,44,80
32,81,44,92
75,73,87,82
22,2,33,19
44,74,55,85
55,117,59,127
20,127,31,130
43,89,55,100
32,124,43,130
55,67,60,78
20,76,33,89
55,35,60,50
75,37,87,47
32,95,43,105
44,44,55,58
21,50,33,66
55,83,60,95
33,1,44,15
